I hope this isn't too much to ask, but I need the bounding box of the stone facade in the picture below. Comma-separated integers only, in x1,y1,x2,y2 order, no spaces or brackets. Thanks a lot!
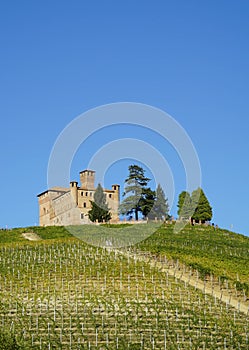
37,170,120,226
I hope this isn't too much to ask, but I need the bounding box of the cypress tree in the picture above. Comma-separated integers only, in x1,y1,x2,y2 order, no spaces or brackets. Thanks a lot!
177,191,192,220
148,184,169,220
191,188,212,223
88,183,111,223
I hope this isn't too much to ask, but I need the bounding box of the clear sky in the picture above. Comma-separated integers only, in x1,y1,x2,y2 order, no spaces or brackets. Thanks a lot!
0,1,248,235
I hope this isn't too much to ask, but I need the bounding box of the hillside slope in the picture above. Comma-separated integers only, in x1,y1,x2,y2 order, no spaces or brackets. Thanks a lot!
0,224,248,349
135,224,249,296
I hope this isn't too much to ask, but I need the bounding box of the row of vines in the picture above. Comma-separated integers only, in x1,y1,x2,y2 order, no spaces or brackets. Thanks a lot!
136,224,249,297
0,228,248,349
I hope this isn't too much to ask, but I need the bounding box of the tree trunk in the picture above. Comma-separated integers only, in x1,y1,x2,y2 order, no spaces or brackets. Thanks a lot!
135,208,139,221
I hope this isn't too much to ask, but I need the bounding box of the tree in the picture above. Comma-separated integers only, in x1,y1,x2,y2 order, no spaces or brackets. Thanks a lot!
177,191,192,220
148,184,169,220
140,187,156,218
88,183,111,223
119,165,153,220
177,188,213,223
191,188,212,223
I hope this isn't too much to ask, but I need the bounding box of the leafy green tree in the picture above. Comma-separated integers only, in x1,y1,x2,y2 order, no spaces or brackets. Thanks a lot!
177,191,192,220
88,183,111,223
119,165,153,220
191,188,212,223
140,187,156,218
148,184,169,220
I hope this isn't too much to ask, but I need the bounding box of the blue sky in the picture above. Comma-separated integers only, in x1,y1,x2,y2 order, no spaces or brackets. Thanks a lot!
0,1,248,235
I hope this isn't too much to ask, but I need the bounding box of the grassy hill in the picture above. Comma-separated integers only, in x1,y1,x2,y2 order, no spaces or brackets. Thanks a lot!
0,224,248,349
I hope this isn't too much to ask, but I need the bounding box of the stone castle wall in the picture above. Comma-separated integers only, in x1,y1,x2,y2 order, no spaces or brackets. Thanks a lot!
38,170,120,226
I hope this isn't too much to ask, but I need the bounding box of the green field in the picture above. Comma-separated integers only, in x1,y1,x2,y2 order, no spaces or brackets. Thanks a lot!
0,224,248,349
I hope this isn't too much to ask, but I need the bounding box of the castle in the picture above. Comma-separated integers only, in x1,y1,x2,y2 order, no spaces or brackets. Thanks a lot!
37,170,120,226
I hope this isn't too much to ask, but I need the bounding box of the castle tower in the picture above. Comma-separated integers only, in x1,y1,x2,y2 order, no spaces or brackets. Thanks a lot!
70,181,78,205
112,184,120,202
110,184,120,221
79,170,95,189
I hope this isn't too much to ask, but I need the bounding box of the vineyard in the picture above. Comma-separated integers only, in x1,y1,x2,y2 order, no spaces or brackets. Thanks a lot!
136,224,249,295
0,224,248,349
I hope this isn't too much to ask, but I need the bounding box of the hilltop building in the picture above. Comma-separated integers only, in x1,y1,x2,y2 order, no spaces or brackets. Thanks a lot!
37,170,120,226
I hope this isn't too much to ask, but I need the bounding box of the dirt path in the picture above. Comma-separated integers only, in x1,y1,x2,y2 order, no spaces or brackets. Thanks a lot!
22,232,41,241
120,250,249,315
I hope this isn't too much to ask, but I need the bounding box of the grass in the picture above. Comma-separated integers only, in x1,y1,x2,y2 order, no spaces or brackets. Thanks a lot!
0,228,27,244
68,222,160,248
0,226,72,244
30,225,73,240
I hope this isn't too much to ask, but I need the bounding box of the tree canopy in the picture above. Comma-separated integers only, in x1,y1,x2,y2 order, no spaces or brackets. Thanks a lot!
177,191,192,220
148,184,169,220
88,183,111,223
177,188,212,223
191,188,212,223
119,165,154,220
140,187,156,218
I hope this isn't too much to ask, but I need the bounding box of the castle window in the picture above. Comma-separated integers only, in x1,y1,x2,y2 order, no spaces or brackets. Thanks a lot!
83,202,86,208
85,192,88,196
109,194,112,198
90,192,92,197
81,213,84,219
81,192,83,196
113,186,116,190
